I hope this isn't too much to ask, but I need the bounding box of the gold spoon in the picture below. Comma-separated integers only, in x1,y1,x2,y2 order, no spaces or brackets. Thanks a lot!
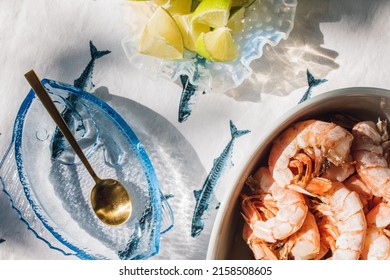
24,70,132,226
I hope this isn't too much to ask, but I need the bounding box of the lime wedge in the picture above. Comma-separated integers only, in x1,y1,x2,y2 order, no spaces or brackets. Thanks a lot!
195,27,237,62
153,0,169,5
174,14,210,51
139,7,184,60
154,0,192,15
231,0,256,7
227,6,245,33
191,0,231,28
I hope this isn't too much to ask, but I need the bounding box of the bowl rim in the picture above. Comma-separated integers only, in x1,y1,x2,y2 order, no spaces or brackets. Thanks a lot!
11,79,163,260
206,86,390,259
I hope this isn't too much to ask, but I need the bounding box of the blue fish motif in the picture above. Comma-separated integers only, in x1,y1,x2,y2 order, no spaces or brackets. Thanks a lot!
191,120,250,237
51,41,111,159
118,205,155,260
160,193,174,234
49,41,175,236
0,238,5,244
74,41,111,91
118,194,175,259
178,55,206,123
298,69,327,104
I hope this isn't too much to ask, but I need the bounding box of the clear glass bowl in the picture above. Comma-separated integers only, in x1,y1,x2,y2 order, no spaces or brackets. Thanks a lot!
0,79,171,259
122,0,298,94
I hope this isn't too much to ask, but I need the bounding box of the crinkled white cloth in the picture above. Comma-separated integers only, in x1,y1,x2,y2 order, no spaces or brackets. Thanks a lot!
1,0,390,259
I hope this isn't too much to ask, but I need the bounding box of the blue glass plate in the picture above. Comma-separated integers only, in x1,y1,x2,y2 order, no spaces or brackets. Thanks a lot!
0,79,167,259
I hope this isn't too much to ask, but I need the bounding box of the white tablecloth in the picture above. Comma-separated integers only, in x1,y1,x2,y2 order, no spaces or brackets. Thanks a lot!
1,0,390,260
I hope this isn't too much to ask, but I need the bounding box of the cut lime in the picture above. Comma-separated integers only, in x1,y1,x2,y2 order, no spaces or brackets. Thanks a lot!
153,0,192,15
231,0,256,7
174,14,210,51
191,0,231,28
227,6,245,33
195,27,237,62
153,0,169,5
139,7,184,60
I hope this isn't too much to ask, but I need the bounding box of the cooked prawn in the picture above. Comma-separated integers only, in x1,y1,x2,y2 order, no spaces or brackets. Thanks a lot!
241,191,278,260
241,167,308,243
269,120,353,190
279,211,321,260
310,180,366,259
381,140,390,165
321,154,355,182
361,202,390,260
344,174,373,213
352,120,390,200
242,223,278,260
313,214,337,259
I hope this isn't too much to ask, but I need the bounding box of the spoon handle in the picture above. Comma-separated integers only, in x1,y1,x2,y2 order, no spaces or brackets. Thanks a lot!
24,70,100,183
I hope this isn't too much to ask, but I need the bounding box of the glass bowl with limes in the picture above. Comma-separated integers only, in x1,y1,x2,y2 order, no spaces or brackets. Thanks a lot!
122,0,297,95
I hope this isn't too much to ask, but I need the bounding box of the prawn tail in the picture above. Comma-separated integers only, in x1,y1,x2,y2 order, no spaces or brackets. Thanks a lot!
230,120,251,139
89,40,111,60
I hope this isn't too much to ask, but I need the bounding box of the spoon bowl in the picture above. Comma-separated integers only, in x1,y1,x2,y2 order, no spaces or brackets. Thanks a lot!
24,70,132,226
91,178,132,226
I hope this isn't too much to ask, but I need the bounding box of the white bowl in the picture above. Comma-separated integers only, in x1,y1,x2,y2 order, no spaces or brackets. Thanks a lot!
207,87,390,259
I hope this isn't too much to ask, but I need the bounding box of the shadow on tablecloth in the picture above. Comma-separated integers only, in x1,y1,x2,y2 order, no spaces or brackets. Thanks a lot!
94,86,213,260
225,0,350,101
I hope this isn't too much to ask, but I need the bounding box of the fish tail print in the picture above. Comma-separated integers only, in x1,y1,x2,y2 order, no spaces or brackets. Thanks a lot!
230,120,251,139
52,41,111,159
178,75,200,123
191,121,250,237
160,192,174,234
191,218,204,238
307,69,327,88
73,41,111,91
298,69,327,104
191,189,206,237
178,55,207,123
89,40,111,60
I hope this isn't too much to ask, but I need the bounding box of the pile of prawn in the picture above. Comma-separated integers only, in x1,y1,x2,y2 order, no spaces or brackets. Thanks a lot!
241,117,390,260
